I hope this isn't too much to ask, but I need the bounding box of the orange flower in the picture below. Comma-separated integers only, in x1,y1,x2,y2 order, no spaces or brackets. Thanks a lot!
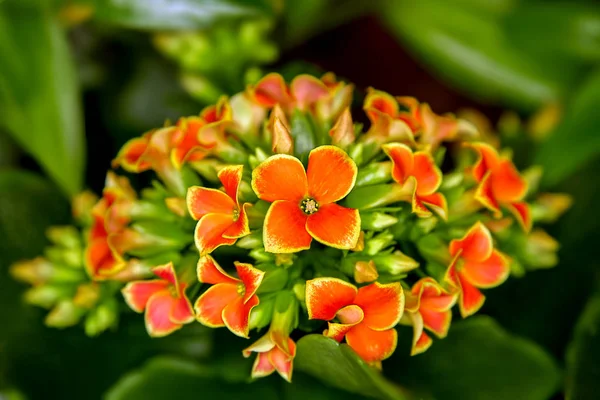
187,165,251,254
194,256,264,338
444,222,510,317
122,262,194,337
248,73,329,112
243,333,296,382
305,278,404,363
404,277,457,355
251,145,361,253
383,143,448,219
469,143,531,231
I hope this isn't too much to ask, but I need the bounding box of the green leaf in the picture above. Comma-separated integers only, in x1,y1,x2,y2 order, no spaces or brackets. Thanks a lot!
565,289,600,400
0,3,85,196
294,334,416,400
387,316,561,400
93,0,276,30
535,68,600,187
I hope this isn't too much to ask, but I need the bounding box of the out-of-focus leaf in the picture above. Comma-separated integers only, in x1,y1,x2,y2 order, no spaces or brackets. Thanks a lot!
93,0,276,30
104,356,279,400
380,0,575,111
285,372,369,400
294,334,417,400
566,288,600,400
0,3,85,196
387,317,561,400
536,68,600,187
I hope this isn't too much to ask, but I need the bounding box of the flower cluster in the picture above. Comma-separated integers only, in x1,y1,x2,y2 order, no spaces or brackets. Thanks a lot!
11,73,570,380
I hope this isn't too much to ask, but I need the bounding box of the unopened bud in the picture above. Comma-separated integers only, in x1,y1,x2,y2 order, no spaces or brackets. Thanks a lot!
10,257,54,285
85,299,118,336
236,231,263,249
361,211,398,231
354,260,379,283
364,232,395,256
73,283,101,309
355,162,392,187
249,294,275,330
24,285,67,308
257,267,289,294
46,226,80,249
45,300,83,328
373,251,419,275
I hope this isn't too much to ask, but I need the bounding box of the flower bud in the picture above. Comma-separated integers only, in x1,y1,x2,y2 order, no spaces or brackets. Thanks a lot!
24,285,68,308
373,251,419,275
73,283,100,309
344,184,406,210
249,294,276,330
249,248,274,263
84,298,118,337
236,231,263,249
46,226,80,249
360,211,398,231
45,300,83,328
355,162,392,187
533,193,573,223
364,232,395,256
354,260,379,283
257,267,289,294
10,258,54,285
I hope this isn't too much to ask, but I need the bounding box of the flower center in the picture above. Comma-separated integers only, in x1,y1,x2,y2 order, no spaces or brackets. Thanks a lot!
237,283,245,297
300,198,319,215
232,207,240,222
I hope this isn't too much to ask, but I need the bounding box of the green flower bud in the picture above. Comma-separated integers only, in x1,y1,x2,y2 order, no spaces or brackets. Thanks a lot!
236,231,263,249
355,161,392,187
257,267,289,294
373,251,419,275
360,211,398,231
45,300,83,328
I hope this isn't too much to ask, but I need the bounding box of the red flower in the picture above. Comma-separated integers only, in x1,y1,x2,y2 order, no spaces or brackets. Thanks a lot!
445,222,510,317
122,262,194,337
251,145,361,253
187,165,251,254
194,256,264,338
305,278,404,363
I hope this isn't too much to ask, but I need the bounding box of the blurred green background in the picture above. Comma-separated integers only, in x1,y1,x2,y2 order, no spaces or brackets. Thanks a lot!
0,0,599,399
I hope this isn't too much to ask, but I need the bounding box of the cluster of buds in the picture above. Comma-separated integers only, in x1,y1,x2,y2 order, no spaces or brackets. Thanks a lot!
12,73,570,381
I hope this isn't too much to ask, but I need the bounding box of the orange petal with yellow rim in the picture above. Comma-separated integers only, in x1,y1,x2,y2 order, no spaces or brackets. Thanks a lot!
413,330,433,356
383,143,414,185
86,237,123,278
305,277,357,320
234,261,264,303
252,73,291,107
145,291,181,337
269,344,295,382
457,273,486,318
263,200,312,253
122,280,169,312
186,186,236,220
449,222,493,261
420,292,457,312
114,137,151,172
354,282,404,331
291,74,329,110
218,165,243,203
336,304,365,325
413,152,442,195
152,262,177,288
306,203,360,250
252,352,276,378
194,213,237,255
223,203,251,239
507,201,532,232
197,255,238,285
170,291,195,324
470,142,500,182
222,294,259,338
251,155,308,202
475,172,501,216
364,89,398,119
346,324,398,362
461,249,509,289
194,283,239,327
491,160,528,203
325,322,357,342
419,192,448,221
307,145,357,204
421,308,451,338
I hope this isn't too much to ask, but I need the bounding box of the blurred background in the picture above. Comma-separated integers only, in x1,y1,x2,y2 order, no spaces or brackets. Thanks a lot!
0,0,599,399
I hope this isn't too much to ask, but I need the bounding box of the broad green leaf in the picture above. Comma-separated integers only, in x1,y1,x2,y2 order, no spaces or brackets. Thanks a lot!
294,334,418,400
566,289,600,400
93,0,276,30
535,68,600,187
0,3,85,196
387,316,561,400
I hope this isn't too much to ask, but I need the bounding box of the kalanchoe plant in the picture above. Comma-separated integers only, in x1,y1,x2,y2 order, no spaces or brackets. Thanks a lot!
11,73,570,383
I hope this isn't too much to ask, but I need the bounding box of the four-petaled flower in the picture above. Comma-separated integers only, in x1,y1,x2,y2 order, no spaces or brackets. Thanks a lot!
444,222,510,317
243,330,296,382
469,143,531,231
251,145,361,253
305,278,404,363
404,277,457,355
383,143,448,219
195,256,264,338
122,262,194,337
187,165,252,254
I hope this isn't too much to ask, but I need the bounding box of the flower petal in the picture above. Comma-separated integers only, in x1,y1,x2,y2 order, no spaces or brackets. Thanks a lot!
85,237,124,279
449,221,493,261
194,283,239,327
507,201,532,233
113,137,151,172
329,108,355,147
475,172,501,216
345,324,398,362
305,203,360,250
152,262,177,288
325,322,357,342
457,272,486,318
418,192,448,221
291,74,329,110
251,155,308,202
234,262,265,303
413,152,442,195
307,145,357,204
269,342,295,382
222,294,259,338
252,352,276,378
223,203,252,239
491,160,528,203
364,89,398,120
461,250,510,289
186,186,235,220
197,255,239,285
305,277,357,320
413,330,433,356
271,115,294,155
263,200,312,253
421,308,452,338
122,280,169,312
336,305,365,325
218,165,244,203
407,312,432,356
354,282,404,331
383,143,414,185
170,292,195,324
251,73,291,107
194,213,237,255
470,142,500,182
145,291,181,337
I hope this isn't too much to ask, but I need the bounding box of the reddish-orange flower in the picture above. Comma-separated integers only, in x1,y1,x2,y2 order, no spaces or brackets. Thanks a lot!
445,222,510,317
469,143,531,231
248,73,328,111
383,143,448,219
187,165,251,254
305,278,404,363
404,277,457,355
243,330,296,382
194,256,264,338
251,145,361,253
122,262,194,337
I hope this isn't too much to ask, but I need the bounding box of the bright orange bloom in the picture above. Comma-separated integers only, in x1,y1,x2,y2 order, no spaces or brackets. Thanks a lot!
122,262,194,337
251,145,361,253
444,222,510,317
383,143,448,219
243,330,296,382
469,143,531,231
404,277,457,355
305,278,404,363
194,256,264,338
187,165,251,254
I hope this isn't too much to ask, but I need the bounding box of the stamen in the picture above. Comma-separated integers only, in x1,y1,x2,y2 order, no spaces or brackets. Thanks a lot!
300,198,319,215
237,283,245,296
232,208,240,222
